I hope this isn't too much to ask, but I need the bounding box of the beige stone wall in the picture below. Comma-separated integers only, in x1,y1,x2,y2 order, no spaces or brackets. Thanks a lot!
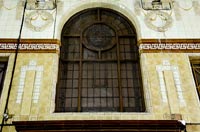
0,53,58,124
142,53,200,121
0,53,199,131
142,53,200,132
187,125,200,132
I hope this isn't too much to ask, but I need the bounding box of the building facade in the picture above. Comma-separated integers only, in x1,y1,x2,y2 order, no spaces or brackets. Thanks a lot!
0,0,200,131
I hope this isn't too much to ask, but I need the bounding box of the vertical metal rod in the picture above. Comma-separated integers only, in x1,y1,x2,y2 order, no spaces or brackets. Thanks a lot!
122,42,130,108
125,62,130,108
105,62,108,109
116,36,123,112
78,36,82,112
93,62,95,109
0,1,27,131
111,64,114,110
71,63,74,109
99,62,101,110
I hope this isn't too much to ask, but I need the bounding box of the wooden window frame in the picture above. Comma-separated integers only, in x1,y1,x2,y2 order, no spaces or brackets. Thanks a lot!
55,8,145,112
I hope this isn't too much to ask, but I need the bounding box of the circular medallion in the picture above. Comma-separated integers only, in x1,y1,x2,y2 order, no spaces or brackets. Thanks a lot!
82,24,116,51
144,11,172,32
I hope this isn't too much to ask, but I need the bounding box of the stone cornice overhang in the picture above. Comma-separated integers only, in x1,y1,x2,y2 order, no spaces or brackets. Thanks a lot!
0,39,60,53
13,120,185,132
139,39,200,53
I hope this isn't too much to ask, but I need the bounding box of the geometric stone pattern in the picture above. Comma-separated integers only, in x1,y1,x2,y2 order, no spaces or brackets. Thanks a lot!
16,60,43,104
0,43,59,50
0,39,60,53
139,39,200,53
156,60,185,105
140,43,200,50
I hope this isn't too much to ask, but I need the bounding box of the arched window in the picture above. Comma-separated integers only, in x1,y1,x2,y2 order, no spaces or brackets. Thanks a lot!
55,8,145,112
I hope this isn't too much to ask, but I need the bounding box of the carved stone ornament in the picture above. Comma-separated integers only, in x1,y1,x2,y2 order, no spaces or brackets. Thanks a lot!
82,24,116,52
144,11,172,32
25,10,53,32
26,0,56,10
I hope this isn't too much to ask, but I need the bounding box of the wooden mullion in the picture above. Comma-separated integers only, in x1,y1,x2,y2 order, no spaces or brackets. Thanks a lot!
97,8,101,22
116,35,123,112
78,36,82,112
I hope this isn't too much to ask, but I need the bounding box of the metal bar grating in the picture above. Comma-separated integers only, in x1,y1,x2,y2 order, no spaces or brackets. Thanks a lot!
81,62,119,112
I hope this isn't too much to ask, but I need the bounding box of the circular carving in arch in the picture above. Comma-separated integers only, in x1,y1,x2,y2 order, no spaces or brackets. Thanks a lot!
82,23,116,51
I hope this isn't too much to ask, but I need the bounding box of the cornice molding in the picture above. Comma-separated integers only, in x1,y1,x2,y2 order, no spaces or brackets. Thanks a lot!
139,39,200,53
0,39,60,53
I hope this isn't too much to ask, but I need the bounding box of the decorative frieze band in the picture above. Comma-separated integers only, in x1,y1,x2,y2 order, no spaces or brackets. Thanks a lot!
2,39,200,53
0,39,60,53
0,43,59,50
139,39,200,53
140,43,200,50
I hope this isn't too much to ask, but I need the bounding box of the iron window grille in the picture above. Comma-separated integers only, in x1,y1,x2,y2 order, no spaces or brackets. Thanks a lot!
55,8,145,112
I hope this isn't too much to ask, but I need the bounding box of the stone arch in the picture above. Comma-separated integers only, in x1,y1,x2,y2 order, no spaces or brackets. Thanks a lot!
56,2,141,41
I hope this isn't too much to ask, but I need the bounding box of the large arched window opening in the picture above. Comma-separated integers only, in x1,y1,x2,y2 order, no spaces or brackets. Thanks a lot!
55,8,145,112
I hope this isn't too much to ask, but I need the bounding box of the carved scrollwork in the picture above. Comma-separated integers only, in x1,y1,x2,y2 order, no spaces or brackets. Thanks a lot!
25,10,53,32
